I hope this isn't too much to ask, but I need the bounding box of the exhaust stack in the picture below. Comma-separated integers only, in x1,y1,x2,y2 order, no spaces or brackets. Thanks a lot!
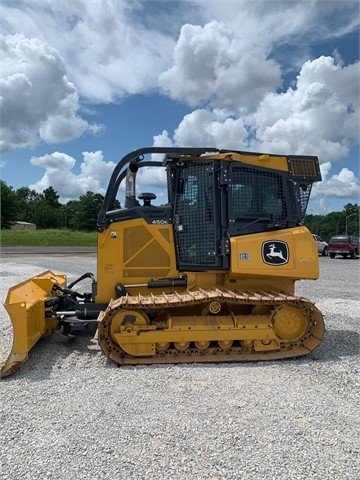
124,159,139,208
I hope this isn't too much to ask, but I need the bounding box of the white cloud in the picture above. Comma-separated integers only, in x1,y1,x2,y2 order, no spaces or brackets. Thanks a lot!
29,149,165,204
172,109,248,149
252,56,359,160
79,151,115,184
312,164,360,199
0,0,175,103
136,171,170,205
1,0,358,108
153,130,174,148
158,46,360,161
136,132,170,197
29,148,170,204
320,161,332,179
192,0,359,54
0,34,101,152
160,55,358,166
159,21,281,111
29,151,116,202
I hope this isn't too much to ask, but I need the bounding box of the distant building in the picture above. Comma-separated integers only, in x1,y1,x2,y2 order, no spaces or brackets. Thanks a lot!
11,221,36,231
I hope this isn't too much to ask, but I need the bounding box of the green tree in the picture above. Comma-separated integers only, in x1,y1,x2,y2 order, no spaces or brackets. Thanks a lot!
343,203,359,235
13,186,63,228
64,200,80,230
15,187,41,223
76,192,105,231
43,186,61,209
64,195,120,231
0,181,18,228
31,203,61,228
304,203,359,240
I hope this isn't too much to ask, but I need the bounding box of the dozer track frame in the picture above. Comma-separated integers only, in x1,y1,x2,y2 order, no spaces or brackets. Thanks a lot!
98,288,325,366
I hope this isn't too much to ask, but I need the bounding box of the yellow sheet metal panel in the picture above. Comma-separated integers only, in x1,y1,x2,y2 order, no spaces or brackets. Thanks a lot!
227,152,288,171
230,226,318,280
191,152,289,172
96,219,178,302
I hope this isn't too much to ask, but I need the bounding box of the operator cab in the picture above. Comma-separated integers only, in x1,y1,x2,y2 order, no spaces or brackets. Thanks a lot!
97,148,321,272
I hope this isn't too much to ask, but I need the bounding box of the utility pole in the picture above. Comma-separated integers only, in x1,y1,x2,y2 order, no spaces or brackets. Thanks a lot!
345,212,358,234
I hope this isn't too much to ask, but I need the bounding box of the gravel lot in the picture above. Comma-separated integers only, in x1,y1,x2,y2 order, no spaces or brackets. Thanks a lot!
0,254,359,480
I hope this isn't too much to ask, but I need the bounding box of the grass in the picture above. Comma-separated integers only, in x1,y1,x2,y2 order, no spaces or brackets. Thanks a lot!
0,229,97,247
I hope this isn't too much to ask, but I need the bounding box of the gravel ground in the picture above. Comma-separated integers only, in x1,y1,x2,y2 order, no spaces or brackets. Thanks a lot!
0,254,359,480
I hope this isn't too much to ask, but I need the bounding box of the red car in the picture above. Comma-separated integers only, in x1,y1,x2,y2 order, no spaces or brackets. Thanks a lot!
328,235,359,259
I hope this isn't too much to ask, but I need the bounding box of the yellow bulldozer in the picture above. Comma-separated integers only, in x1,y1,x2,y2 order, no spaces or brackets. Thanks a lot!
1,147,325,377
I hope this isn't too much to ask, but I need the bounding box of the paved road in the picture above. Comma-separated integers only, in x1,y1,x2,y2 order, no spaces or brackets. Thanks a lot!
0,246,96,255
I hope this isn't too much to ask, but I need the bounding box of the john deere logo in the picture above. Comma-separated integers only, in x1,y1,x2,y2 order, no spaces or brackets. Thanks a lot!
262,241,289,265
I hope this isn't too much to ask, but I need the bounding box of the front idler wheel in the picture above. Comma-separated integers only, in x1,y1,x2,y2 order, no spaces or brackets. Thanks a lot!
272,305,307,341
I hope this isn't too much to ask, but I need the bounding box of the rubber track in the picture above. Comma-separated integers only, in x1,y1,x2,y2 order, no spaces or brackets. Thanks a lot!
97,288,325,366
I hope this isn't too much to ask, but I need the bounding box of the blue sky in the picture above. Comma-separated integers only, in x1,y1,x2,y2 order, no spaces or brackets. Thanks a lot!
0,0,359,214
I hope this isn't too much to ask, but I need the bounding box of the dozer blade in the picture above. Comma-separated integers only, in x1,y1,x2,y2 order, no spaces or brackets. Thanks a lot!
1,270,66,378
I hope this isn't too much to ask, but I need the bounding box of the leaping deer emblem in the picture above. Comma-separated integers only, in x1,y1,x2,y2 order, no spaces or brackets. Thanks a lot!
266,243,286,261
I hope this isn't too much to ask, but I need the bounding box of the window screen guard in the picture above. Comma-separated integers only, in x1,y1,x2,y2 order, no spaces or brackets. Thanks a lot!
173,161,223,268
228,165,290,234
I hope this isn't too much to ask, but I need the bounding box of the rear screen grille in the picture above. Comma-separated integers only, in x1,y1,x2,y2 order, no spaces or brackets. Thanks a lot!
287,156,321,180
